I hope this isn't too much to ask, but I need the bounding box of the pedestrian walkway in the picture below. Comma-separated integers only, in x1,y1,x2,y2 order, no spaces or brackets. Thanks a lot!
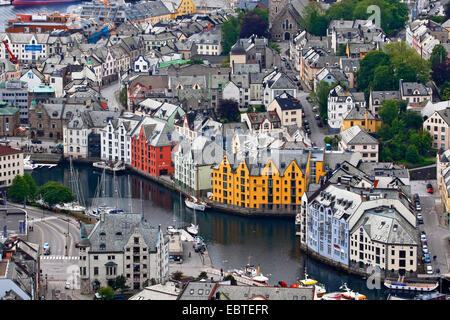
40,255,79,261
28,216,58,224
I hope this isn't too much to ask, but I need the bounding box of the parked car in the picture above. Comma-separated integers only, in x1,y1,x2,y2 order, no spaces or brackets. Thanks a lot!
312,106,317,112
418,218,424,225
317,120,323,127
417,213,423,219
325,144,332,151
427,183,433,193
426,265,433,274
422,244,428,254
281,57,286,61
302,113,306,118
414,193,420,202
306,96,311,102
75,242,80,248
315,114,320,120
306,128,311,135
424,257,431,263
304,120,309,125
31,139,42,144
416,203,421,211
420,233,427,242
65,280,71,289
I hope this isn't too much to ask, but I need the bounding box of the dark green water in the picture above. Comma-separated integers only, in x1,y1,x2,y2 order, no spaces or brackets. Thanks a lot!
31,163,406,300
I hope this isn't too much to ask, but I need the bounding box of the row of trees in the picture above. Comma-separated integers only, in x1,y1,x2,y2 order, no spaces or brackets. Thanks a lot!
430,44,450,101
8,174,74,207
300,0,409,37
357,41,431,99
221,8,269,55
376,99,432,164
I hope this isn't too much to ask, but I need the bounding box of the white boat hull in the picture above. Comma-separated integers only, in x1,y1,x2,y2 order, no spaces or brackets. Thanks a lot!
186,224,199,235
93,161,125,173
384,281,439,292
55,202,86,213
185,198,206,211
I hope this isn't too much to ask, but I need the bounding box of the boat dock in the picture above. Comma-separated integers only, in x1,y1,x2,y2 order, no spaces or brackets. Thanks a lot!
168,231,269,286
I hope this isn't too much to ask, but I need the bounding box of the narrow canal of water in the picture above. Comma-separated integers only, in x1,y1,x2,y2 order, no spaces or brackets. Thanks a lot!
31,163,405,300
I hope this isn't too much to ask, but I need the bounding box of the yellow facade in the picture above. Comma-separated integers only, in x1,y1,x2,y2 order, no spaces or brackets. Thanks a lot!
340,110,382,133
212,152,325,210
173,0,196,18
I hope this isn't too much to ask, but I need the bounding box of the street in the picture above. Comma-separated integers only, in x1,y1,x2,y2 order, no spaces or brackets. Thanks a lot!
6,202,87,299
100,81,121,112
410,180,450,276
278,40,330,148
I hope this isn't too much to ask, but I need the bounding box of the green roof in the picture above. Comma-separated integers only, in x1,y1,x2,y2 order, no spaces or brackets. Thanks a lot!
0,105,19,116
29,85,55,93
158,59,190,68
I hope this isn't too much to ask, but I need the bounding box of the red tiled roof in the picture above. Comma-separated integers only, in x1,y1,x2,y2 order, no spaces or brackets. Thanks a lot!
0,145,22,156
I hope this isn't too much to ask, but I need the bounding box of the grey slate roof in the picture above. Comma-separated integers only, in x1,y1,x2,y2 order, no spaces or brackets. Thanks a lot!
86,213,160,253
339,125,378,145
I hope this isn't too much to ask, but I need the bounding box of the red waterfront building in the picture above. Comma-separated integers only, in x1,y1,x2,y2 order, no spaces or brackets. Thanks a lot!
131,118,175,177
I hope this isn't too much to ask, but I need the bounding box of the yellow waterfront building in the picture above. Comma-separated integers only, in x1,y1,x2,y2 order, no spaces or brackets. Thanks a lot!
212,149,326,212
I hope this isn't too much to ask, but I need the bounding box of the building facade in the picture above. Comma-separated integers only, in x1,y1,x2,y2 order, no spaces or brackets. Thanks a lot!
78,213,169,294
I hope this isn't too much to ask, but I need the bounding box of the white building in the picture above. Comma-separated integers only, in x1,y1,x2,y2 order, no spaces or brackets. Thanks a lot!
63,111,119,159
339,125,379,162
262,71,297,107
174,136,222,195
0,33,49,63
327,85,366,132
133,55,151,73
100,113,142,164
0,146,23,189
78,213,169,294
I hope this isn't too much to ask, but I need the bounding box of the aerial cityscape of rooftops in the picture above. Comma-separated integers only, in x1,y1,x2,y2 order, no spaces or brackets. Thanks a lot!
0,0,449,303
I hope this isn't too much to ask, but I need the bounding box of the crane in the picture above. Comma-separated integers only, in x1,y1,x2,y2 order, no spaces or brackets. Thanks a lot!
2,40,18,64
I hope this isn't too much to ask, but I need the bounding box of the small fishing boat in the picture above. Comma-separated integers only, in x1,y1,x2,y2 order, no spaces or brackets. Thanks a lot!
321,283,366,300
185,196,206,211
232,264,269,284
186,223,199,235
54,202,86,214
384,279,439,292
93,160,126,173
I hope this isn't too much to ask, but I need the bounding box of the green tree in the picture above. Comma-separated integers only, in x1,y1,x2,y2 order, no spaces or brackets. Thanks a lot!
372,64,396,91
239,11,268,38
357,51,391,92
23,173,37,201
384,41,431,84
336,44,347,56
223,274,237,285
39,181,74,207
405,145,420,163
400,111,423,130
430,44,448,67
378,99,399,126
217,99,241,123
432,61,450,87
7,175,30,202
112,275,129,293
198,271,208,279
269,42,281,54
300,2,328,36
311,81,332,121
221,16,241,55
119,86,127,108
97,286,115,300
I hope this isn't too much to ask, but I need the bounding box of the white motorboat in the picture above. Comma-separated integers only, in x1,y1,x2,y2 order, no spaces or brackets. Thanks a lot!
185,196,206,211
94,204,124,215
93,160,126,173
54,202,86,214
232,264,269,284
23,156,38,171
321,283,366,300
186,223,199,235
384,279,439,292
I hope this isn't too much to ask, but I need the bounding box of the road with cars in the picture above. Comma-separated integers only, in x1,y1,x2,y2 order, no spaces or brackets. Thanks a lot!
410,180,449,276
